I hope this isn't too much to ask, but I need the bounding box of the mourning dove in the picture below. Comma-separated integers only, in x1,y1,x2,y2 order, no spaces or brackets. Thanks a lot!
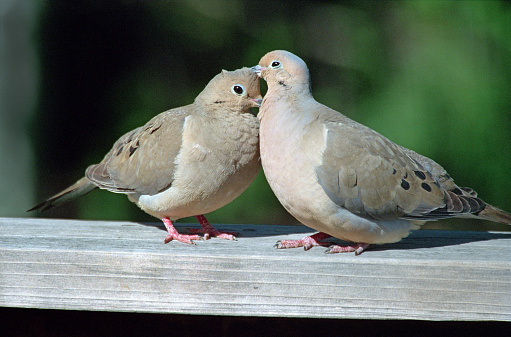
29,67,262,244
253,50,511,255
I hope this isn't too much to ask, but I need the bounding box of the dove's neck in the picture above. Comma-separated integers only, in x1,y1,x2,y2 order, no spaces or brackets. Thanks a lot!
259,81,315,119
258,87,321,150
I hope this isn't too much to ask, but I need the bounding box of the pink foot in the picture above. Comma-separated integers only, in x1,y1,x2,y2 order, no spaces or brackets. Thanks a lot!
275,232,333,251
326,243,370,255
162,217,201,244
187,214,239,240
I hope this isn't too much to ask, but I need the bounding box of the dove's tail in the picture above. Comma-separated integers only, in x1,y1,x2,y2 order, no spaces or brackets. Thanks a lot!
476,204,511,225
28,177,97,212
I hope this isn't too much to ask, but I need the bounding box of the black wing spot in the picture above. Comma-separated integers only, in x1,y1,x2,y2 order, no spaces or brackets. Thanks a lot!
116,145,124,156
150,125,161,134
129,145,138,157
401,179,410,190
421,182,432,192
414,170,426,180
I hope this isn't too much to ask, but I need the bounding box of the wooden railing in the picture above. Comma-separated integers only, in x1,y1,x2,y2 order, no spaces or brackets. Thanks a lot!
1,217,510,321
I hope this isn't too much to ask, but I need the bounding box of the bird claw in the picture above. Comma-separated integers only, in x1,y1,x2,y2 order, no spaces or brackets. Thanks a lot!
187,227,238,241
162,217,202,245
275,232,369,255
189,215,239,240
275,233,333,250
163,232,202,245
325,243,370,255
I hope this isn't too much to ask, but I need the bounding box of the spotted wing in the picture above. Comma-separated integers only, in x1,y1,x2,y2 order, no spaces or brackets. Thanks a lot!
316,112,485,221
86,107,190,196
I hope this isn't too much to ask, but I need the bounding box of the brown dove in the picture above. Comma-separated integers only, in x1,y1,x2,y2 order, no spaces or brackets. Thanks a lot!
29,67,262,244
253,50,511,255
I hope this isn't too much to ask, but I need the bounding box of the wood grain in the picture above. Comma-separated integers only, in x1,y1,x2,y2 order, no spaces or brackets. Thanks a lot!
1,217,510,321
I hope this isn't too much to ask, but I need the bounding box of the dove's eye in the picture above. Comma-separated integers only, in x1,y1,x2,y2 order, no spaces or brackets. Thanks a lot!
231,84,246,96
269,60,282,69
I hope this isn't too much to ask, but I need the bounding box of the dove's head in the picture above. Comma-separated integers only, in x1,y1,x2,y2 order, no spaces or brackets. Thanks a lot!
195,67,262,111
252,50,311,94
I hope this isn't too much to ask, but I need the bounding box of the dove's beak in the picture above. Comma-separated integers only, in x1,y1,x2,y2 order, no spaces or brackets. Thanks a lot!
250,98,263,107
251,65,266,77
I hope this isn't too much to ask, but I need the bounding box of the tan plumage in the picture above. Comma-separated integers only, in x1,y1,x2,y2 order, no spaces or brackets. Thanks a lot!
30,67,262,244
253,50,510,254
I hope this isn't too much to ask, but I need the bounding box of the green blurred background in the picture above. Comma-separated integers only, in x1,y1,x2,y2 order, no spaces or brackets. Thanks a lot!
2,0,510,232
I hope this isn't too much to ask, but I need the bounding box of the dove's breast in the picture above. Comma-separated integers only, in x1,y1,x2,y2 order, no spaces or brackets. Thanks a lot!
134,112,260,220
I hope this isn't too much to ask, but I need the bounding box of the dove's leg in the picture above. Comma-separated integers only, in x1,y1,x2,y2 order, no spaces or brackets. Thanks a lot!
162,217,201,244
326,243,370,255
275,232,333,251
187,214,239,240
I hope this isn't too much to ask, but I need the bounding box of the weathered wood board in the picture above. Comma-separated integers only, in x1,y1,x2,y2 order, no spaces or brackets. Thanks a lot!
1,217,510,321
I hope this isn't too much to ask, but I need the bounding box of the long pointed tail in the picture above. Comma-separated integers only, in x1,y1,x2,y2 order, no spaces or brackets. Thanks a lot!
477,204,511,225
28,177,97,212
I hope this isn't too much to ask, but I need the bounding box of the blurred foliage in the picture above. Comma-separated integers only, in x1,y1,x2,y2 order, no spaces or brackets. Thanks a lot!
18,0,511,231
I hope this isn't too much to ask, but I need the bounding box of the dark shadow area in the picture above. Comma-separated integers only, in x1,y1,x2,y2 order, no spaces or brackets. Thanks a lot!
1,307,509,337
170,223,313,238
142,220,511,242
369,230,511,252
142,221,511,253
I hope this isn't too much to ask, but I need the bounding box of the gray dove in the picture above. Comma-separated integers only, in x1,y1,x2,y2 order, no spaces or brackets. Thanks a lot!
253,50,510,255
30,67,262,244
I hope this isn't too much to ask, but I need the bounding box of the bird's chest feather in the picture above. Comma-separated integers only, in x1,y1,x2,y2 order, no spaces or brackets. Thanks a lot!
259,102,328,209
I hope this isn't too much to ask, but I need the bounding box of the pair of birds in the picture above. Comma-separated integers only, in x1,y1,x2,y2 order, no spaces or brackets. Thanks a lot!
30,50,511,254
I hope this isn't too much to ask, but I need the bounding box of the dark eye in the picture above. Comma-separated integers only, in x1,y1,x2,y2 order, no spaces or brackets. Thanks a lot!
270,60,282,68
231,84,245,96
